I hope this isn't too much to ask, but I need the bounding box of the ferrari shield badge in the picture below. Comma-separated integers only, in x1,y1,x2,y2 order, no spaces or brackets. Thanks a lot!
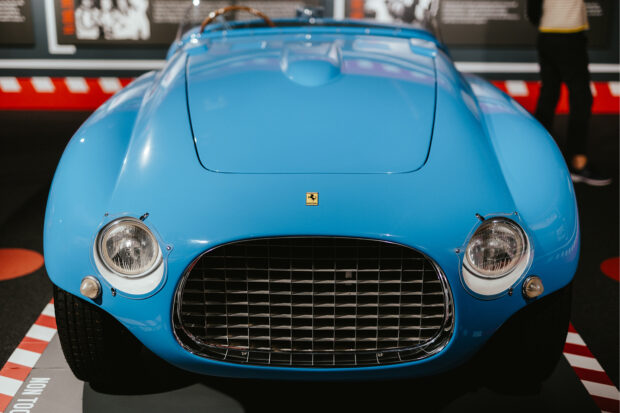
306,192,318,206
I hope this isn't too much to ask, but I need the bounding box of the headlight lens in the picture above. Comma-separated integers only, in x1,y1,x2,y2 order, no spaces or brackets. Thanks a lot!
464,218,527,279
97,218,161,277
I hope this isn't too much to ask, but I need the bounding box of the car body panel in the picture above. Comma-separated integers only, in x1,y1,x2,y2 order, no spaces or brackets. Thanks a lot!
186,32,436,173
44,21,578,380
463,73,579,264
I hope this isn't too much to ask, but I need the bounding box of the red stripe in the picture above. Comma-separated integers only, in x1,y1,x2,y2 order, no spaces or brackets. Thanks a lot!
34,314,57,330
591,395,620,413
572,366,617,387
491,81,619,114
0,393,13,413
17,337,48,354
0,77,133,111
568,323,577,333
563,342,594,358
1,78,618,113
0,362,30,382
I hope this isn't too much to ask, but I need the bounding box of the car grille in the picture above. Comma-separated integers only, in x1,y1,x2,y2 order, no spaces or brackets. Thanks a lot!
173,237,454,367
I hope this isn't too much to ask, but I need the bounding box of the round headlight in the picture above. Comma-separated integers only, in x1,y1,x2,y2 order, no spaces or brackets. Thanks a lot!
464,218,527,279
97,218,161,277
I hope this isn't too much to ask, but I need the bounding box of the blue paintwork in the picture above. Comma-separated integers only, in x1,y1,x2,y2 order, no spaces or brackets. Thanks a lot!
186,33,436,173
44,19,578,380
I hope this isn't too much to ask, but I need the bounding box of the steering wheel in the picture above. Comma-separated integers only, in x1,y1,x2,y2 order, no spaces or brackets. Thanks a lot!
200,5,275,33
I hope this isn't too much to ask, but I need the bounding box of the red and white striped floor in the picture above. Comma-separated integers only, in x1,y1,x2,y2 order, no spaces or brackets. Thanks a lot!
0,77,133,111
0,77,618,114
565,324,620,413
0,301,56,413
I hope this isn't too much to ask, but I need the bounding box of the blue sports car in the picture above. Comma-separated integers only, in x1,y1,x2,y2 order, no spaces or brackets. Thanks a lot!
44,1,579,385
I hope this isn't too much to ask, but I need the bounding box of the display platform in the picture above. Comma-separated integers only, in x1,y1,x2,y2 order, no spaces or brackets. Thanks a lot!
0,331,608,413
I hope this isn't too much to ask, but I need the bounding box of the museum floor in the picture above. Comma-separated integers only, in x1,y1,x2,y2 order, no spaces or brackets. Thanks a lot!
0,110,617,412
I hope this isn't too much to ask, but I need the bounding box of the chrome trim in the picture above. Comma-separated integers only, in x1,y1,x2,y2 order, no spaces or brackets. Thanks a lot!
80,275,101,299
172,236,454,368
522,276,544,299
463,217,529,280
96,217,162,278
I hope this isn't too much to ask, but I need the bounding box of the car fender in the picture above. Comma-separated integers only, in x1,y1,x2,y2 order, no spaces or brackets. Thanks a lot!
43,70,157,291
465,73,579,294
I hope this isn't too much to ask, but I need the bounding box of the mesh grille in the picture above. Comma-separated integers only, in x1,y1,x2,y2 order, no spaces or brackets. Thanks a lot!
173,237,453,367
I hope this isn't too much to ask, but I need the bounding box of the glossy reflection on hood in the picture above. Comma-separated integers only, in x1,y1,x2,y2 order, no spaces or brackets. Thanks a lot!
186,33,437,174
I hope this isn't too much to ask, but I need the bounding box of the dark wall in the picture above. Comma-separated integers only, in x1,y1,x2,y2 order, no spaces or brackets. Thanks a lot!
0,0,617,79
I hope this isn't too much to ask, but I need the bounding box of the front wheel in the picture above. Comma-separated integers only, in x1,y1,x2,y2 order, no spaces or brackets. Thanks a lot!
482,283,572,388
53,285,143,385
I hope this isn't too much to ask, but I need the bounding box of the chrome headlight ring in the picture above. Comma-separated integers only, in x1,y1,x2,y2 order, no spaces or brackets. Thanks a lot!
462,217,532,297
92,216,166,296
97,217,162,278
464,217,528,279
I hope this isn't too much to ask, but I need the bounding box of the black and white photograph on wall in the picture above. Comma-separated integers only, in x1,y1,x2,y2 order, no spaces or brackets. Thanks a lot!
363,0,435,24
55,0,166,44
0,0,34,45
55,0,316,46
74,0,150,40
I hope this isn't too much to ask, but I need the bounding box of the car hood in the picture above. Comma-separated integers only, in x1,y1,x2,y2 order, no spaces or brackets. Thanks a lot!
186,34,436,173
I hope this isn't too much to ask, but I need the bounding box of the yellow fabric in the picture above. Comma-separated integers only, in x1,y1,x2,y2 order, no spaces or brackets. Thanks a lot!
539,24,589,33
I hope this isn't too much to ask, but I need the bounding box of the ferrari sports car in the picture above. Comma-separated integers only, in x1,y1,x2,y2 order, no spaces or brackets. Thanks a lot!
44,2,579,385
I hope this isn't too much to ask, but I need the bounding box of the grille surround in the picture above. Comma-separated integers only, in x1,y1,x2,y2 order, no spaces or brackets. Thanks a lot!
173,237,454,368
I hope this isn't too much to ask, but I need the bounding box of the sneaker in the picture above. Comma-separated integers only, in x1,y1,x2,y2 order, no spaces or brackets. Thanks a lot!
570,166,612,186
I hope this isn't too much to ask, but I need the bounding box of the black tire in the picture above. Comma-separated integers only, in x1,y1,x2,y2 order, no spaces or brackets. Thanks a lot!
482,283,572,390
53,285,142,385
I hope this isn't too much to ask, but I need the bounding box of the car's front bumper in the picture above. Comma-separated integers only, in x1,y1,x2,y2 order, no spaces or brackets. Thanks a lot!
46,204,577,379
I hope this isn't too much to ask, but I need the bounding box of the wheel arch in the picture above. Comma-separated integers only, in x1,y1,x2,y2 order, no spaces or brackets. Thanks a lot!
43,71,157,288
466,74,580,293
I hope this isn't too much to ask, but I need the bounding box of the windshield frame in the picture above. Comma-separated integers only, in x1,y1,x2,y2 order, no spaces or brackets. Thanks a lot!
175,1,442,42
166,19,445,61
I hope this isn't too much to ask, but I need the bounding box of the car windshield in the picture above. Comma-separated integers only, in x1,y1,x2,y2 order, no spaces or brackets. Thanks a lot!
176,0,440,40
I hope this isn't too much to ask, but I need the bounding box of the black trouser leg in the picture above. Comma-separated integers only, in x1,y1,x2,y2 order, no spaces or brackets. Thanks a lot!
535,32,592,163
535,35,562,136
565,79,592,158
563,34,592,159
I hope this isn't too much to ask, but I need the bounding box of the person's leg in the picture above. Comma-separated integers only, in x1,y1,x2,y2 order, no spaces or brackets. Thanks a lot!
562,32,592,169
535,34,562,136
561,32,611,185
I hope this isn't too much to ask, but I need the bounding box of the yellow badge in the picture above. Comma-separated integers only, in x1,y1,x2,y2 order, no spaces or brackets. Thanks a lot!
306,192,318,206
